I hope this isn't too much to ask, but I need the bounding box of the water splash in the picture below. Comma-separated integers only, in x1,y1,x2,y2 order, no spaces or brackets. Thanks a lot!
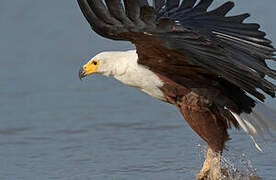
197,144,261,180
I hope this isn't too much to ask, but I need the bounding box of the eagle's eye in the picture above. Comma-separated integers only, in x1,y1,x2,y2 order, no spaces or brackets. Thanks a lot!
92,61,98,65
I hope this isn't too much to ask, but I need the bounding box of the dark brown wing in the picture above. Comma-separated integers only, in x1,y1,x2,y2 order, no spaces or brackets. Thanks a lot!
77,0,276,102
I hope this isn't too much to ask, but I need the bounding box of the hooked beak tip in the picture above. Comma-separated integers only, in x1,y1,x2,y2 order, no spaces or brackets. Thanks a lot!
78,68,87,80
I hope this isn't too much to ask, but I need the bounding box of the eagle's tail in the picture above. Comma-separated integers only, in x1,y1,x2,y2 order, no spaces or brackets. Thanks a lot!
229,102,276,151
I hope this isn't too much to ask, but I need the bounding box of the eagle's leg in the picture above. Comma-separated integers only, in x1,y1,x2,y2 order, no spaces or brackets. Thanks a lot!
197,147,222,180
177,92,229,180
198,147,213,179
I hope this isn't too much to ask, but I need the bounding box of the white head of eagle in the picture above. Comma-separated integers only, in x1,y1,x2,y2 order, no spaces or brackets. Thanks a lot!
79,50,166,101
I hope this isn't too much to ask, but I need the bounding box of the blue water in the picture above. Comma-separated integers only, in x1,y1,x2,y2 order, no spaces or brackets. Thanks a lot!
0,0,275,179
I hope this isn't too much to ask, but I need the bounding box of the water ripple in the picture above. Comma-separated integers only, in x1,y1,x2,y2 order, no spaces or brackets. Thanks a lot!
0,127,32,135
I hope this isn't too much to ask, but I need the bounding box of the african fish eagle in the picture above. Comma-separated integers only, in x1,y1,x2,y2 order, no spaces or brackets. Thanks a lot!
76,0,276,179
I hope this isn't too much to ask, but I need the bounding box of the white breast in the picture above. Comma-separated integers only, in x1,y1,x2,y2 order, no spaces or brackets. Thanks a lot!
113,50,166,101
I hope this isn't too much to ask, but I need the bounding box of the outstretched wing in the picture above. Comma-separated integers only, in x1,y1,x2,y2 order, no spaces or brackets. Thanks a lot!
77,0,276,101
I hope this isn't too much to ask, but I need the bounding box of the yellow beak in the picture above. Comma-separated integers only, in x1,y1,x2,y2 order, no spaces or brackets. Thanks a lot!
79,60,99,80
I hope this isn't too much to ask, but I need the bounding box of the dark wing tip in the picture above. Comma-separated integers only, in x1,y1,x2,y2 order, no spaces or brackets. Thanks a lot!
194,0,214,11
209,1,234,16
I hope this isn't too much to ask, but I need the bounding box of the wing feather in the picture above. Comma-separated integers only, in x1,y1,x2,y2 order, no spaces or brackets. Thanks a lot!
86,0,121,25
105,0,135,27
208,1,234,16
193,0,213,11
124,0,141,21
124,0,146,27
153,0,166,12
140,6,157,26
77,0,120,39
180,0,197,10
77,0,276,102
166,0,180,11
139,0,149,6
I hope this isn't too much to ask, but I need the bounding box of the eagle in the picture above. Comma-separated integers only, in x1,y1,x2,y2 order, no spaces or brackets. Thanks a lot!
76,0,276,179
